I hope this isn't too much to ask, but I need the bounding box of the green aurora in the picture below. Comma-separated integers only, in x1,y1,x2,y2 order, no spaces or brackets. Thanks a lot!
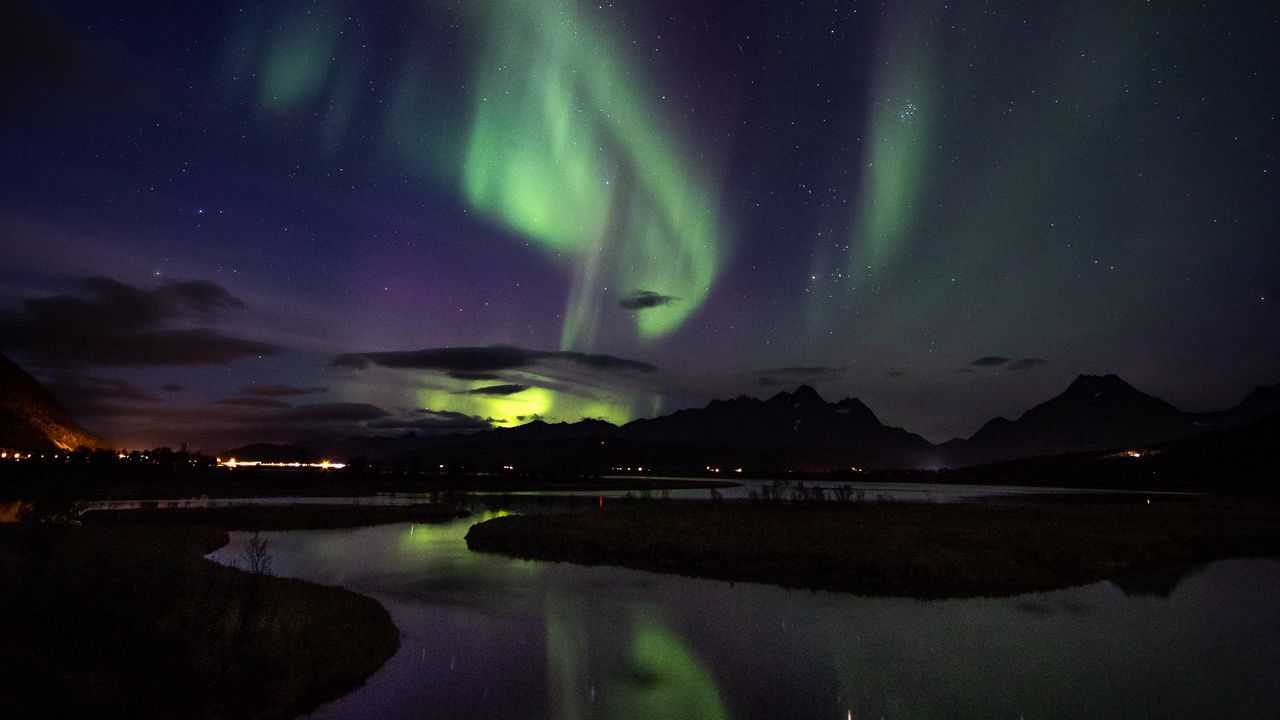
462,0,722,349
223,0,727,425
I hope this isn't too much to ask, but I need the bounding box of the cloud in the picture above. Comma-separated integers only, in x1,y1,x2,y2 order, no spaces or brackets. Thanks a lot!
240,384,328,398
333,344,656,374
1007,358,1048,371
367,409,496,433
161,383,183,393
454,384,529,396
42,373,161,417
447,371,503,381
270,402,389,424
618,290,678,311
216,397,292,409
72,400,397,448
0,276,279,367
966,356,1046,371
755,366,843,387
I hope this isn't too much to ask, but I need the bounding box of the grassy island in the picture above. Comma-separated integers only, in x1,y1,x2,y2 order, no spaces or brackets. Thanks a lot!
465,498,1280,599
0,523,399,719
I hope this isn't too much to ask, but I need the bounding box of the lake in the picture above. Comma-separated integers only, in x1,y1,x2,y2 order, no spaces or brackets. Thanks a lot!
207,503,1280,720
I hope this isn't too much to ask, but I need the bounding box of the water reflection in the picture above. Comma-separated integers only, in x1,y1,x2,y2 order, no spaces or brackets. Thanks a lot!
207,515,1280,720
1109,563,1207,598
544,594,731,720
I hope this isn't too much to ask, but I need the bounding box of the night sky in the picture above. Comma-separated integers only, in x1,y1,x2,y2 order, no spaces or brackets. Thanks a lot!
2,0,1277,450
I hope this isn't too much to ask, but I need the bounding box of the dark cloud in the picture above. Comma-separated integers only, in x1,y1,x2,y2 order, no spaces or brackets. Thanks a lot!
333,344,655,374
271,402,389,424
454,384,529,396
161,383,183,393
0,276,279,367
68,400,396,448
970,356,1013,367
618,290,678,311
43,373,160,417
367,409,496,433
1008,358,1048,371
216,397,291,409
555,351,654,372
755,366,843,387
241,384,328,398
447,371,503,381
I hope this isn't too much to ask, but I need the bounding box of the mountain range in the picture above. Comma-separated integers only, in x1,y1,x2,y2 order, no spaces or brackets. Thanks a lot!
284,373,1280,471
2,347,1275,471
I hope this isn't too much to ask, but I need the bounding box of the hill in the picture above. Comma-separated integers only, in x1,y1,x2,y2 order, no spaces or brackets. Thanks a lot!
0,353,110,452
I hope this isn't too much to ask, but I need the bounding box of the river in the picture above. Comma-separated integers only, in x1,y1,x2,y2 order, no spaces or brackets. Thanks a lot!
207,501,1279,720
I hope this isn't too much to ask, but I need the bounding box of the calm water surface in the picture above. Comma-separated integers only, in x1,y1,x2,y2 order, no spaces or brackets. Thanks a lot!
80,477,1182,512
207,505,1280,720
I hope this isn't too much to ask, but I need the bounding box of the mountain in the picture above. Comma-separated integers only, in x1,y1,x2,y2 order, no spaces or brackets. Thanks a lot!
1198,382,1280,428
222,442,317,463
325,385,933,471
943,411,1280,494
619,385,930,466
940,374,1197,467
0,353,110,452
285,376,1279,473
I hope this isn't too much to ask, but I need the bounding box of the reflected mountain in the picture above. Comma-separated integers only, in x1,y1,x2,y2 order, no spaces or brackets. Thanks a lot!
1109,563,1208,599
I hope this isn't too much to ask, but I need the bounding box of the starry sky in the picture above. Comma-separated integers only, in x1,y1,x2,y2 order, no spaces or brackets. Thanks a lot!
1,0,1277,450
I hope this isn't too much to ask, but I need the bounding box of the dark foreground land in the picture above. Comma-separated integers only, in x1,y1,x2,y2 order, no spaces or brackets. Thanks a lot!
466,497,1280,599
0,523,399,719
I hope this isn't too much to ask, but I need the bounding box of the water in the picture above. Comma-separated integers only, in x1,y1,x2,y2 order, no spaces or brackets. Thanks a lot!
78,477,1184,513
207,508,1280,720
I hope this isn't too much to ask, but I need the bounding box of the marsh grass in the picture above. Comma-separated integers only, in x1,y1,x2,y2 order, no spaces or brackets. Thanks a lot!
0,523,398,719
465,497,1280,598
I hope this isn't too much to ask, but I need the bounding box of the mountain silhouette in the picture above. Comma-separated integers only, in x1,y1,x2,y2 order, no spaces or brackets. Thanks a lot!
620,385,929,461
283,376,1280,472
0,353,110,452
940,374,1199,466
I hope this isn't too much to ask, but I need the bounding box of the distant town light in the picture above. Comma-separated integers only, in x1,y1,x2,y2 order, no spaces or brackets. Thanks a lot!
218,457,345,470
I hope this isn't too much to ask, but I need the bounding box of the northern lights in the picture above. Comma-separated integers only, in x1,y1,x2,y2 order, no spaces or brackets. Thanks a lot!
1,0,1276,449
462,0,722,347
847,0,937,280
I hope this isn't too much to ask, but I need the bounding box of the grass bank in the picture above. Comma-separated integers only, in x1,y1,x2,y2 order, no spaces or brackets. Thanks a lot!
0,523,399,719
465,498,1280,599
80,502,465,530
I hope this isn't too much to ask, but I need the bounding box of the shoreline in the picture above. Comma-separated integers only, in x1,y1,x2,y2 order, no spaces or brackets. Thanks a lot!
0,468,739,501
